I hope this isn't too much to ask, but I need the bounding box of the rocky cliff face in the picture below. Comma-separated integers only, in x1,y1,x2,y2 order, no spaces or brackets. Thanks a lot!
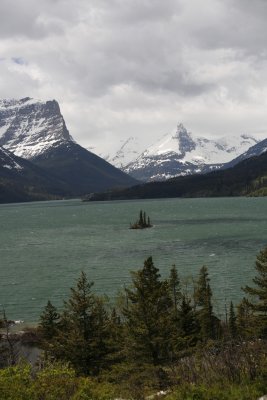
0,97,72,159
0,98,137,200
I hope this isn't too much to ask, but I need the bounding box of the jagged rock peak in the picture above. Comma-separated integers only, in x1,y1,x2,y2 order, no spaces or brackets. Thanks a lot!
123,123,262,182
174,123,188,137
0,97,73,159
173,123,196,154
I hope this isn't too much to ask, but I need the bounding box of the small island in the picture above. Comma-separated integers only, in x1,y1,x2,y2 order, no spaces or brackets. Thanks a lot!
130,210,153,229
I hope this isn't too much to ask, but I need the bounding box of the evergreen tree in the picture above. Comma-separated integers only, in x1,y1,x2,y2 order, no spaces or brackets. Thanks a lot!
139,210,144,226
177,296,200,349
143,211,147,226
39,300,60,340
168,265,198,359
243,246,267,336
123,257,173,366
236,297,255,338
229,301,237,339
106,308,125,365
130,210,152,229
169,265,181,314
51,271,109,375
194,266,216,341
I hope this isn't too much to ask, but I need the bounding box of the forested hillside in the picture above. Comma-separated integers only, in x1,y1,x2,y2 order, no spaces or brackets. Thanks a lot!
87,151,267,201
1,248,267,399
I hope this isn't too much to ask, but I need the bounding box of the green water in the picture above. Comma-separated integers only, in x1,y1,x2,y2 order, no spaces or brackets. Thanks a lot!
0,197,266,323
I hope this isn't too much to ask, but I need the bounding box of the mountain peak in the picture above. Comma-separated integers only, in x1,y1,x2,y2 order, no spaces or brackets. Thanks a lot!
175,122,187,135
173,123,196,154
0,98,73,159
123,124,262,181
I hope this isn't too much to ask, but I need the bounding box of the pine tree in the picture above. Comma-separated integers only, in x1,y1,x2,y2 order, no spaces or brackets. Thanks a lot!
243,246,267,336
51,271,109,375
143,211,147,226
123,257,173,366
194,266,216,341
39,300,60,340
177,296,200,349
139,210,144,226
236,297,255,338
169,264,181,314
106,307,124,365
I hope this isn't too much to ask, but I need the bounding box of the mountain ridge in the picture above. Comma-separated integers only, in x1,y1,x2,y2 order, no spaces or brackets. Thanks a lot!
87,150,267,201
122,123,261,181
0,97,137,202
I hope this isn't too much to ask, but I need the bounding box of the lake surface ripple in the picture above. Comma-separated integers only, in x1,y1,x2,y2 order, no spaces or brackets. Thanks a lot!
0,197,266,322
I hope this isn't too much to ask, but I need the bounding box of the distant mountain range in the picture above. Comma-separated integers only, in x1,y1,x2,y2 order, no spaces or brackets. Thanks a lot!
1,97,267,204
87,150,267,201
103,123,265,181
0,98,137,203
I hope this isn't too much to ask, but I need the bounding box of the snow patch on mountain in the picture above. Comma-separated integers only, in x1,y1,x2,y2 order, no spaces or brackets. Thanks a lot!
103,136,141,168
143,124,259,164
0,146,23,171
0,97,73,159
123,123,261,181
223,137,267,169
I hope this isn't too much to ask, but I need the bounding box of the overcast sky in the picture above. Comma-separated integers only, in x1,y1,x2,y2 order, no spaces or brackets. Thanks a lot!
1,0,267,154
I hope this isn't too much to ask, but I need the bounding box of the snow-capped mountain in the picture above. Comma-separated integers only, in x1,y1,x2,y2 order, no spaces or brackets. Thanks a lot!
104,136,141,169
123,123,261,181
0,97,137,198
223,137,267,169
0,97,72,159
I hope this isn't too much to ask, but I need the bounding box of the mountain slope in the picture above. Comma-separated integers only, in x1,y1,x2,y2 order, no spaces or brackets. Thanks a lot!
104,136,141,169
223,137,267,169
0,97,137,195
31,141,137,195
123,124,260,181
88,151,267,201
0,146,70,203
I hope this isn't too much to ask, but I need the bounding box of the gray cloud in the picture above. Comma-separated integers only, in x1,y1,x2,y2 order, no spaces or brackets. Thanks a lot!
0,0,267,155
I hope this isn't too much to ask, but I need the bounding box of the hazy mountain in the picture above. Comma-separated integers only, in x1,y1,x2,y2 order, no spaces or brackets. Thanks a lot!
103,136,141,169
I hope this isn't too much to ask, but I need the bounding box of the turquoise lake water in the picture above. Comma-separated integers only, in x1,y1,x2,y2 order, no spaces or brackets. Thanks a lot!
0,197,266,323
